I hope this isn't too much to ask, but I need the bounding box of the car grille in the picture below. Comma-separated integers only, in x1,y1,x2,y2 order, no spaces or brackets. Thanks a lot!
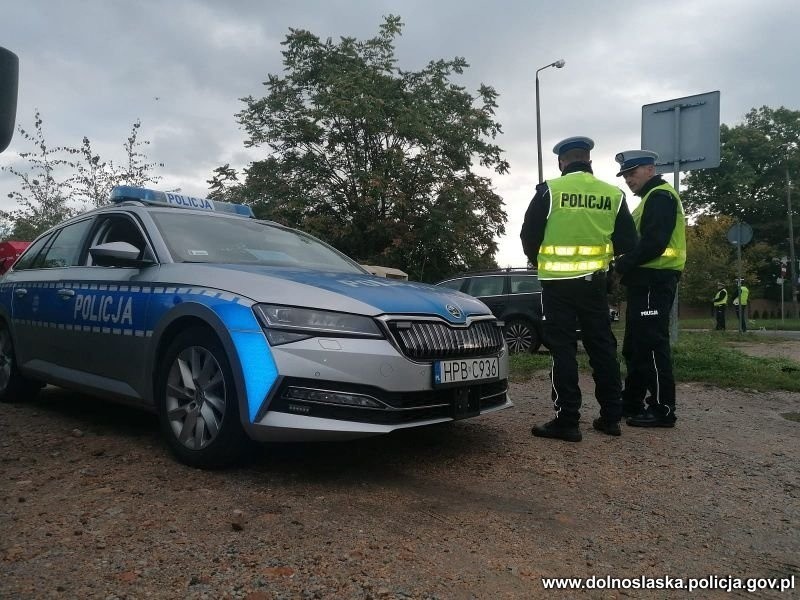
385,318,504,360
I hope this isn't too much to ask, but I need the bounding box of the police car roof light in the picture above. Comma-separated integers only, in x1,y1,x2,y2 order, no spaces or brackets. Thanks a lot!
110,186,254,218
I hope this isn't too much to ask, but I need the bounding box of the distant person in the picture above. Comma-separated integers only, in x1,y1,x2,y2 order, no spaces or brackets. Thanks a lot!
733,280,749,332
521,136,636,442
613,150,686,428
713,282,728,331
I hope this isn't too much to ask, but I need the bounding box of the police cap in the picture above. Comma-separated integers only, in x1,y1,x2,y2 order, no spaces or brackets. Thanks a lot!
553,136,594,156
615,150,658,176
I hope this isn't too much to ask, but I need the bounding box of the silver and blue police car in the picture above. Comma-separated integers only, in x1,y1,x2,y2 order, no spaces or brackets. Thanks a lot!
0,186,511,467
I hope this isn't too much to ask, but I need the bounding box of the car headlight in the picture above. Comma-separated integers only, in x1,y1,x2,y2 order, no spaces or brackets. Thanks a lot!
253,304,383,345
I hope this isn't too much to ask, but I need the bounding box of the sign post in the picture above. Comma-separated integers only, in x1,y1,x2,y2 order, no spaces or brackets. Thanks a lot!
642,91,721,344
727,222,753,333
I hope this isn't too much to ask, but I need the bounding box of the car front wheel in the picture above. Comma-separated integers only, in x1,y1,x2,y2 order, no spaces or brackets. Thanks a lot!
503,318,541,353
0,322,42,403
157,327,250,468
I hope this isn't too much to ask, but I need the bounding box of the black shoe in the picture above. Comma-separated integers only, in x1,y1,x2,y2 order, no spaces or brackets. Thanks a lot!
592,418,621,436
626,410,676,428
532,418,582,442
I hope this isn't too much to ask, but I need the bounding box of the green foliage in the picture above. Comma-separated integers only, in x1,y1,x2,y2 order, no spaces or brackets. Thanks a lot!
65,120,163,209
683,106,799,240
0,111,75,239
682,214,761,304
227,15,508,282
681,106,800,299
1,113,163,240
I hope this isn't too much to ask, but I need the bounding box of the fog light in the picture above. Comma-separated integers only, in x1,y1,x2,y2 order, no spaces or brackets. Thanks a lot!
283,387,383,408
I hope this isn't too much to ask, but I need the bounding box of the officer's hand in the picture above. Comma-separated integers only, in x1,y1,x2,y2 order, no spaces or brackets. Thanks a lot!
614,254,632,275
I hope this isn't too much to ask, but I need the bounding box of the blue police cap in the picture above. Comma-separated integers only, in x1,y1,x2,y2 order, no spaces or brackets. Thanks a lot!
615,150,658,176
552,136,594,156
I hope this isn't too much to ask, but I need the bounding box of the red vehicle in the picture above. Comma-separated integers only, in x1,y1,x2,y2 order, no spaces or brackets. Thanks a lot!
0,241,31,275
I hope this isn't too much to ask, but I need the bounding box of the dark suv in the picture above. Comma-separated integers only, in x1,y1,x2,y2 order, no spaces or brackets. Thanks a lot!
435,268,543,353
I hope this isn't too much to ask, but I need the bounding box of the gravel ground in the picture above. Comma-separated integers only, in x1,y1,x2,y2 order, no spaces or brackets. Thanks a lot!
1,373,798,599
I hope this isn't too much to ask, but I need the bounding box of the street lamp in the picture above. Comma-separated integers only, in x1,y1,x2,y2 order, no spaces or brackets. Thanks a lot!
536,59,566,183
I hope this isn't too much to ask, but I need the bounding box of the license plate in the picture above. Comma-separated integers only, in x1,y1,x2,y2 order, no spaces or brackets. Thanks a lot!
434,357,499,386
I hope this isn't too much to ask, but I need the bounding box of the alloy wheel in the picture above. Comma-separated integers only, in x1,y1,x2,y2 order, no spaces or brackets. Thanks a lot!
165,345,227,450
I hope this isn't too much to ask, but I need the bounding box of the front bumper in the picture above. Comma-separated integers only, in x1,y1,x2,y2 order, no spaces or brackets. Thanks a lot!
242,336,511,441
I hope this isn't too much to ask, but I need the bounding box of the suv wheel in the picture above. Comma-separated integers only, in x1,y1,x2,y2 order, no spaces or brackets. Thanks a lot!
504,318,540,353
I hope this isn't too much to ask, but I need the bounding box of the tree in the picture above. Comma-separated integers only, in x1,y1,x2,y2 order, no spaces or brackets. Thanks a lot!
681,106,800,300
681,214,761,305
231,15,507,281
0,111,74,239
682,107,799,245
66,120,163,208
207,163,239,200
1,113,163,239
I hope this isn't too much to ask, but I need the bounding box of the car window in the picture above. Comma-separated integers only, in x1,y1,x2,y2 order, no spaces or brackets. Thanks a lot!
510,275,542,294
11,233,54,271
465,276,504,297
438,278,466,291
150,211,364,273
31,219,93,269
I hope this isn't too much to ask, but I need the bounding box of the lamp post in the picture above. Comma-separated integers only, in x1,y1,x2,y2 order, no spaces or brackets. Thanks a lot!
536,59,566,183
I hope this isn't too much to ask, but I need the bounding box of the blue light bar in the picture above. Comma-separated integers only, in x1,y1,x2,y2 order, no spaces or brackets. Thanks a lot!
110,186,254,218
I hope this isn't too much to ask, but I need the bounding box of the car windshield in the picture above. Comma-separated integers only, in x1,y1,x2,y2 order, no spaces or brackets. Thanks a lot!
150,211,364,273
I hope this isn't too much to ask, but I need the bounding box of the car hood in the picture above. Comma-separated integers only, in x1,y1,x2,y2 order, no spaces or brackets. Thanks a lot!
155,264,491,324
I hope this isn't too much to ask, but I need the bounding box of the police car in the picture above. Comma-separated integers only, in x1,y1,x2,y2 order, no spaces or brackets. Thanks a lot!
0,186,511,467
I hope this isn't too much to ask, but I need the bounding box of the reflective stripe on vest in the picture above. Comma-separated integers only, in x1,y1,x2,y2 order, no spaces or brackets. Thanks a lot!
540,244,612,257
538,172,623,280
631,182,687,271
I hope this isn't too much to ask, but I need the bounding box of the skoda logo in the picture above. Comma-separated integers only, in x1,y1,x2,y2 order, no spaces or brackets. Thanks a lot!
446,304,462,318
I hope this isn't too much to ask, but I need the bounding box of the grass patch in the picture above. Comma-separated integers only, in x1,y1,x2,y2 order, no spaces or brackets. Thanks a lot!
672,333,800,391
509,332,800,392
680,317,800,331
781,412,800,423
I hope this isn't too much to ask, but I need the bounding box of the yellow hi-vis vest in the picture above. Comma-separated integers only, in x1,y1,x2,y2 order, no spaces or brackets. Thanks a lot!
738,285,749,305
631,182,686,271
713,289,728,306
538,172,623,280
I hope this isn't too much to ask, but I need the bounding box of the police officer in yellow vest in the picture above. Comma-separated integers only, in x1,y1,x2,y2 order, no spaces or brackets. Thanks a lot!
521,136,636,442
712,282,728,331
614,150,686,428
733,280,749,332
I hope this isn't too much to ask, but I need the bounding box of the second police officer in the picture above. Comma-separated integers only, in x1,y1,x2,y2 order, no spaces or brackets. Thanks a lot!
521,137,636,442
614,150,686,428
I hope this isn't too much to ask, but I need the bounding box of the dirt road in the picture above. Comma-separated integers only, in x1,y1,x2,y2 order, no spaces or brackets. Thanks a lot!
2,375,798,599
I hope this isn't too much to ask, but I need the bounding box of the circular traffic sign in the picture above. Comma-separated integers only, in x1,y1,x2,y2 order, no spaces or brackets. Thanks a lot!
727,221,753,246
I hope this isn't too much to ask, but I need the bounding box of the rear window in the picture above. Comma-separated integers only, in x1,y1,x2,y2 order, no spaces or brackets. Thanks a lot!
11,233,53,271
465,276,504,297
510,275,541,294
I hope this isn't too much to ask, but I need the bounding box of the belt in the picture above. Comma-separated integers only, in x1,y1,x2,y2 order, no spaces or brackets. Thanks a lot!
584,269,606,282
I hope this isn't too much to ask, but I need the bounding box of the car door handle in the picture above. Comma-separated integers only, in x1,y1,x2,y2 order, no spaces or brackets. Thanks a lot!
57,289,76,299
14,288,27,298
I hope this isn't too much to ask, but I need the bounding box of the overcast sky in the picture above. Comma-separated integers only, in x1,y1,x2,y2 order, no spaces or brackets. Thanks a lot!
2,0,798,268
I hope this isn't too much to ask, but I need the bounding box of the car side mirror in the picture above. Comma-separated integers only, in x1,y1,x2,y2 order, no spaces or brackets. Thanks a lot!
89,242,155,267
0,47,19,153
